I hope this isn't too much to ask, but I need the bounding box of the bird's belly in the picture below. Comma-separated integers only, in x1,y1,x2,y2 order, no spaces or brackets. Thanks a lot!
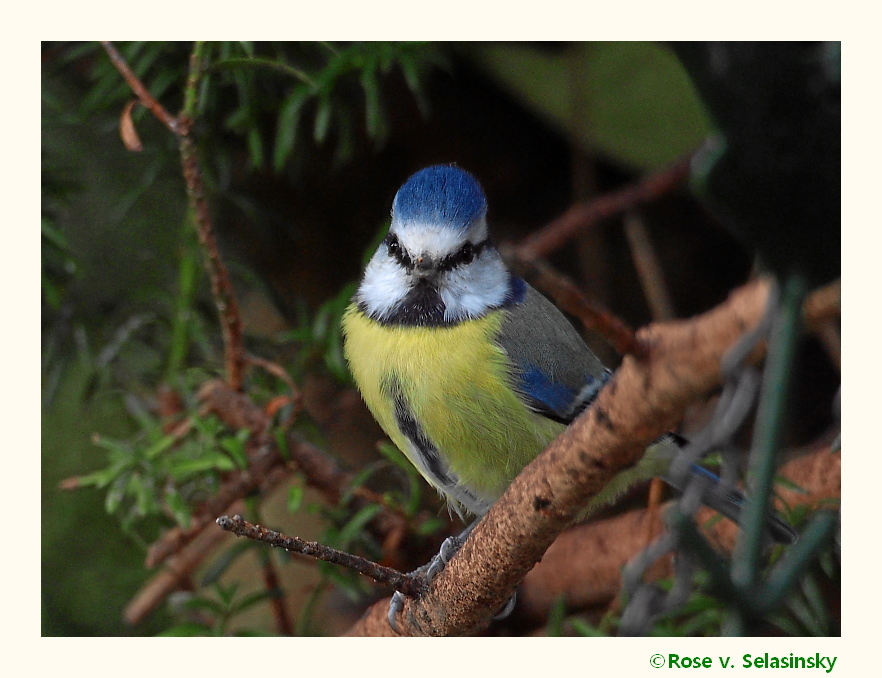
342,305,563,504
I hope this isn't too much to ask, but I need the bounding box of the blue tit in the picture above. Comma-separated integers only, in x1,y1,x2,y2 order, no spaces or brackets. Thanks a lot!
342,165,796,541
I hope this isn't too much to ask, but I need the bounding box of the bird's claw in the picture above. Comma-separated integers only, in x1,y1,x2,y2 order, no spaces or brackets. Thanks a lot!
494,591,517,620
389,534,465,632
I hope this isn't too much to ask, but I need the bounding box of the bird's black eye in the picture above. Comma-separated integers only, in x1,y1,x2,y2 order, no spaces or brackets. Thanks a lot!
459,241,475,263
386,234,412,267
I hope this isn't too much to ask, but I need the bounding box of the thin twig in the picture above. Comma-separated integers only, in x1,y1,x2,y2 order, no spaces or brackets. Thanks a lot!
623,210,676,321
209,57,316,87
100,42,179,134
124,508,239,625
247,354,304,410
178,142,246,390
501,244,646,358
145,446,289,568
260,543,295,636
103,40,247,391
622,210,676,535
145,379,411,568
217,515,424,597
520,155,692,258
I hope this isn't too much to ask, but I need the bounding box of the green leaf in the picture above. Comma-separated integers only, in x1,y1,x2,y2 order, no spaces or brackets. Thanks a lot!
274,427,290,461
165,486,192,529
219,429,250,469
570,618,608,637
313,95,332,144
246,126,264,169
287,484,304,513
546,596,566,637
181,595,227,617
466,42,712,171
799,573,830,633
104,474,128,514
143,433,177,460
336,504,382,550
201,540,255,587
341,460,386,505
786,591,826,636
415,517,446,537
230,588,281,616
129,473,158,517
360,66,384,140
774,475,808,494
273,86,310,171
212,581,239,607
168,454,236,479
767,611,805,637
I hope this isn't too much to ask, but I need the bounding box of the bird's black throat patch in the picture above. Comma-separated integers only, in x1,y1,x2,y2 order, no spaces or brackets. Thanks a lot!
366,278,448,326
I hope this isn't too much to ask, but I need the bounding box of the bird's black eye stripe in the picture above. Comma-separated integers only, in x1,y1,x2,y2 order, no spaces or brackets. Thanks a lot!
386,234,412,268
438,238,489,272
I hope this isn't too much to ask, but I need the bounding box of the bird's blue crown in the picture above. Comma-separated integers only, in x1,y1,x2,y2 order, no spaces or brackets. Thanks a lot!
392,165,487,231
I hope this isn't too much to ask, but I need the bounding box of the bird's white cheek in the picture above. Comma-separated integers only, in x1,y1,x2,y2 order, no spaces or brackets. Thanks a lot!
441,256,510,321
357,255,410,320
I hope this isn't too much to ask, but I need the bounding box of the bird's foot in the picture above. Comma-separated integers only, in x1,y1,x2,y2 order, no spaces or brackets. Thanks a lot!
388,533,465,632
387,525,517,632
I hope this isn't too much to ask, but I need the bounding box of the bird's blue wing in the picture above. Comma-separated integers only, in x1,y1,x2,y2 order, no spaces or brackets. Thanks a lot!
516,364,611,424
496,283,610,423
497,282,797,545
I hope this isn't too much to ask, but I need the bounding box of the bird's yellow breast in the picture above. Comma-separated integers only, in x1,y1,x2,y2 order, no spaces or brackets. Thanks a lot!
341,303,563,504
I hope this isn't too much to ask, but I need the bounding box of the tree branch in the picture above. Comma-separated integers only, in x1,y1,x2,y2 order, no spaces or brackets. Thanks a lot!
100,42,179,134
216,515,423,597
102,41,247,391
145,379,412,569
519,155,692,258
344,277,838,636
517,437,840,623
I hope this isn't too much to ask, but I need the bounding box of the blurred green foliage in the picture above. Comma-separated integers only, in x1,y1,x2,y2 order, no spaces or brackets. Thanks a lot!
42,41,837,637
466,42,712,170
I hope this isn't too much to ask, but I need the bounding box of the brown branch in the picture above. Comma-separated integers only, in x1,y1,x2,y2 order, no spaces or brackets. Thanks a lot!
621,210,675,540
145,444,289,568
519,155,692,258
803,279,840,372
145,379,410,568
178,134,246,390
345,277,812,636
517,438,840,622
259,545,294,636
246,354,303,407
217,515,424,597
623,211,676,321
100,42,179,134
802,279,840,325
124,507,239,625
102,41,247,392
501,245,646,357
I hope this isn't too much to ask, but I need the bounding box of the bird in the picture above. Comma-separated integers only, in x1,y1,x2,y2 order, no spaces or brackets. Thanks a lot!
341,164,795,627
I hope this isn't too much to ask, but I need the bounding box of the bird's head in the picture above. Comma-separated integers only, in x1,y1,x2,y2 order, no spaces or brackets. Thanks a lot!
357,165,515,325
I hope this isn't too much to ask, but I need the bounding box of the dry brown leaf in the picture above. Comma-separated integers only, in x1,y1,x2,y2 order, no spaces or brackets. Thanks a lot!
120,99,143,152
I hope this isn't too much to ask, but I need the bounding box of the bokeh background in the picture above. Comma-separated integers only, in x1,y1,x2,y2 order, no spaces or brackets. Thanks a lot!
41,42,840,636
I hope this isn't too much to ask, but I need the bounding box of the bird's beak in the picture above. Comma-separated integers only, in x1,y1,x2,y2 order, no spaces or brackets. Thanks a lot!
412,254,436,278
